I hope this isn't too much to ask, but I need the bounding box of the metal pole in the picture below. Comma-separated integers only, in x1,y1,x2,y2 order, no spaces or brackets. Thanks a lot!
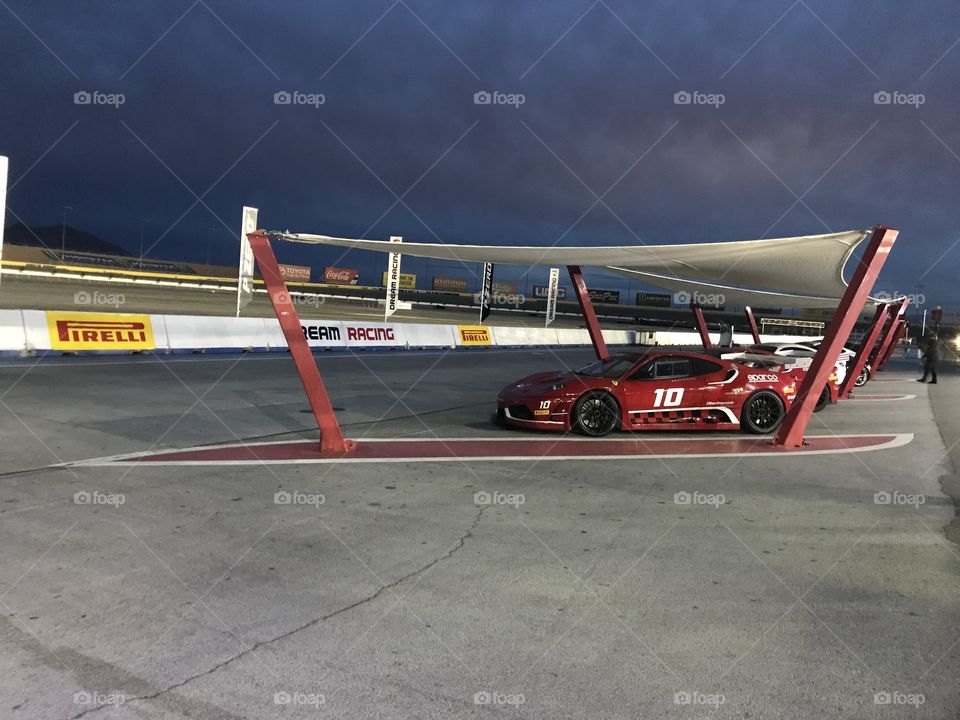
873,298,910,371
838,303,889,399
744,306,761,344
692,303,711,348
774,225,899,447
877,320,907,370
567,265,609,360
247,231,350,454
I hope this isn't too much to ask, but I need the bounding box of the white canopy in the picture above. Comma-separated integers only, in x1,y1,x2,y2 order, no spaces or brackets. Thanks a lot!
273,228,875,309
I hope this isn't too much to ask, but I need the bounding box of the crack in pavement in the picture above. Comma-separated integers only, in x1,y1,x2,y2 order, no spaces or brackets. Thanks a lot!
67,506,486,719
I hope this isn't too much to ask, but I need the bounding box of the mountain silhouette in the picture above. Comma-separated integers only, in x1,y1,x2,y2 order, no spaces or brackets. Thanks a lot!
4,223,130,256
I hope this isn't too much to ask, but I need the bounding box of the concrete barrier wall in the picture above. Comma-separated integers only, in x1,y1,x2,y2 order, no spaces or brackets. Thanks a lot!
0,309,822,355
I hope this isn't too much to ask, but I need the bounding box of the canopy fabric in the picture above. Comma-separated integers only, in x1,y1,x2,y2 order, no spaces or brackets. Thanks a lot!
273,228,874,309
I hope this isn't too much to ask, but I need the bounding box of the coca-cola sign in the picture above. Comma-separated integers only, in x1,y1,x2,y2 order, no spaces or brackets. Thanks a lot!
323,267,359,285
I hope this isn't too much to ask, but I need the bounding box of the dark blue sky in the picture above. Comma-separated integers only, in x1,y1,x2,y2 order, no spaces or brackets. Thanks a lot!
2,0,959,307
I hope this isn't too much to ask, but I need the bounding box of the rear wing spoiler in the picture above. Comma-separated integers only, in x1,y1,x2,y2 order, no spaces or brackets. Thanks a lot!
721,352,791,372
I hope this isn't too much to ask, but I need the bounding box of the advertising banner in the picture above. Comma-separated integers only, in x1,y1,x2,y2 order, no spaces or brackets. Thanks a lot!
300,321,346,347
588,289,620,304
432,276,469,293
635,292,671,308
533,284,566,300
384,236,403,320
479,262,494,322
491,280,518,295
342,322,402,347
545,267,560,327
322,267,359,285
47,311,155,351
380,271,417,289
278,263,312,282
457,325,491,346
236,206,258,316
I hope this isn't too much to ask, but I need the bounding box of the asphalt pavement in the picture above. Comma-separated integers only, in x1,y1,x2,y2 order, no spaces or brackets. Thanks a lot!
0,348,957,719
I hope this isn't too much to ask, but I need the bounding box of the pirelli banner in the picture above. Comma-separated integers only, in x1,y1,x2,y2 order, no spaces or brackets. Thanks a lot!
47,311,155,351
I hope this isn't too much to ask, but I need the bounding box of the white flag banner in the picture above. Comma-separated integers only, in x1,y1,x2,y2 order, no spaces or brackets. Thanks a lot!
545,266,560,327
236,206,258,316
0,156,7,286
479,261,494,322
384,236,403,320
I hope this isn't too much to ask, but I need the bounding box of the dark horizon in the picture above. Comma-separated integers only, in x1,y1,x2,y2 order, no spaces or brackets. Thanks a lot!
2,1,959,309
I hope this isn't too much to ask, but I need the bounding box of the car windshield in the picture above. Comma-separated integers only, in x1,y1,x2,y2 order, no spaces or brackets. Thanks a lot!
575,356,639,378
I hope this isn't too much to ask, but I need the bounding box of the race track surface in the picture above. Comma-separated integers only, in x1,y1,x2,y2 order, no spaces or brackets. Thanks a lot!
0,348,957,719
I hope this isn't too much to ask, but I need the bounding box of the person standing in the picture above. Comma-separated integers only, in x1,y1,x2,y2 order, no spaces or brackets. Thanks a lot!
918,333,940,384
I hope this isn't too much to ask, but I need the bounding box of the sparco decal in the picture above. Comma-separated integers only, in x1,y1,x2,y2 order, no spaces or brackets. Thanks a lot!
747,374,780,383
346,326,396,341
302,325,341,341
47,312,155,351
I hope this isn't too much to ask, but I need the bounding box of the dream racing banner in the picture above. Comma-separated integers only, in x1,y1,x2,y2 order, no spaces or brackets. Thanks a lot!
236,206,258,316
545,267,560,327
384,236,403,320
479,262,494,322
47,311,155,351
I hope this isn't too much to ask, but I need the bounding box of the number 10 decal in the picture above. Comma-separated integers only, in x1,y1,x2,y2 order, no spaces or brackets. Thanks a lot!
653,388,684,408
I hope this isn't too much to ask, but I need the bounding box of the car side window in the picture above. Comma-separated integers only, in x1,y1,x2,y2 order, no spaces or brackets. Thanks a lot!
629,361,657,380
690,357,723,376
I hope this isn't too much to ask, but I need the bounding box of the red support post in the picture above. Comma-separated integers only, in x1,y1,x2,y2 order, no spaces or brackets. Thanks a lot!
692,303,712,348
744,306,761,344
774,225,899,447
247,231,350,454
567,265,609,361
837,302,889,399
877,319,907,370
873,298,909,370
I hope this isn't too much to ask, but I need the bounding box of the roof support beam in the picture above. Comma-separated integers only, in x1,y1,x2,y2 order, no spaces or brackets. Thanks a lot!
247,231,350,454
774,225,898,447
744,306,761,344
838,302,889,399
873,298,910,371
877,319,907,370
567,265,608,361
692,303,711,348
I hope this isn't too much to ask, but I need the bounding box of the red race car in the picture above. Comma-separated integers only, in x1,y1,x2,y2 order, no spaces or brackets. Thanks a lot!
497,350,797,436
716,350,839,412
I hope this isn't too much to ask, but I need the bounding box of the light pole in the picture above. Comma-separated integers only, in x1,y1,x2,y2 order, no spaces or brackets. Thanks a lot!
137,218,150,263
204,226,218,265
60,205,74,253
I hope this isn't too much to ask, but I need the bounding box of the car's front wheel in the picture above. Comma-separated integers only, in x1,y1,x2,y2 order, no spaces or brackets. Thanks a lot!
572,391,620,437
740,390,785,434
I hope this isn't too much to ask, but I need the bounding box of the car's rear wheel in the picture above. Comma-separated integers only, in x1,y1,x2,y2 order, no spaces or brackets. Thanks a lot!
572,391,620,437
741,390,785,434
855,367,870,387
814,385,830,412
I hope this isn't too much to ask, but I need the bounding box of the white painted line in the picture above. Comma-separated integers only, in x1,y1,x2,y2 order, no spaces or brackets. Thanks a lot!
852,394,917,401
68,433,914,467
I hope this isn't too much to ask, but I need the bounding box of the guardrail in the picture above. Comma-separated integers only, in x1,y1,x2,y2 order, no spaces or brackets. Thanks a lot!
0,308,814,356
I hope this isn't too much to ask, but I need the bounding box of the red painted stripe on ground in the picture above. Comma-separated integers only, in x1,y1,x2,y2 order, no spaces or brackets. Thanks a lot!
117,434,902,463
